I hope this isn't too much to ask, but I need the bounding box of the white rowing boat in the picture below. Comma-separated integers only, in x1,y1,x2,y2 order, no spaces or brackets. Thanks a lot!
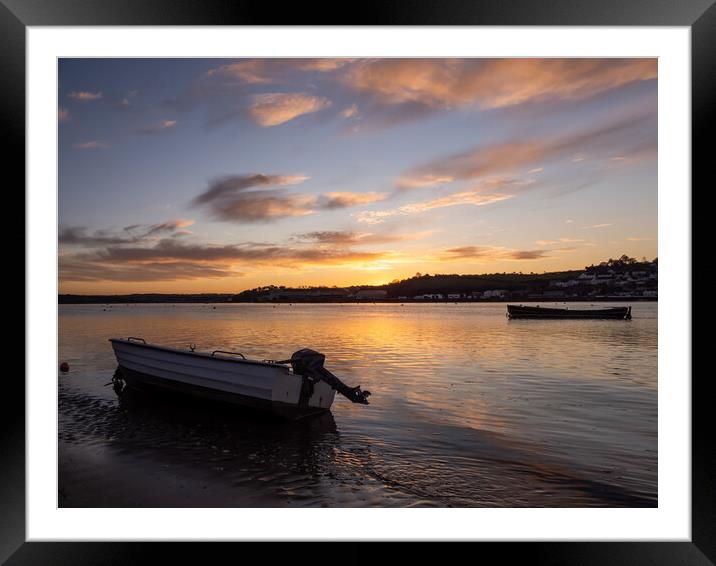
109,337,370,419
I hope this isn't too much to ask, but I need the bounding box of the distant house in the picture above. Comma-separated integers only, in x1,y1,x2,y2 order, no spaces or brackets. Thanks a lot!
354,289,388,299
414,294,443,300
550,279,579,288
482,289,507,299
262,287,350,301
471,291,483,299
447,293,462,299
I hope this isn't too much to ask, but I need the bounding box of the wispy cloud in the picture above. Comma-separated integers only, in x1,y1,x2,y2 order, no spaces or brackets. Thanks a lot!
59,256,241,282
60,236,391,283
441,245,550,261
73,140,110,150
117,90,138,109
193,174,389,223
355,178,522,224
294,230,426,246
192,174,312,221
67,91,103,101
342,58,656,111
60,219,196,247
58,107,69,122
133,119,178,135
317,191,388,209
397,113,656,189
249,93,332,126
341,104,359,119
582,223,613,229
355,192,513,224
205,59,352,84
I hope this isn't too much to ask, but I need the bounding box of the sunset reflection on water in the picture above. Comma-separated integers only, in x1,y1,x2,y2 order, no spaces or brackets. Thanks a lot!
59,302,657,507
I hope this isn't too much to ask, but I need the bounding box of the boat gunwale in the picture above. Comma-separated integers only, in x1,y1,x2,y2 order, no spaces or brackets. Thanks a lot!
109,338,292,370
506,304,631,319
506,304,630,312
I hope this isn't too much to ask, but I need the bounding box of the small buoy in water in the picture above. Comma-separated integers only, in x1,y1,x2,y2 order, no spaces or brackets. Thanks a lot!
59,362,70,372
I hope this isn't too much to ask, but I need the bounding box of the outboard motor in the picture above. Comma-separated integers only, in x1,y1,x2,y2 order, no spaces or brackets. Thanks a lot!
287,348,371,405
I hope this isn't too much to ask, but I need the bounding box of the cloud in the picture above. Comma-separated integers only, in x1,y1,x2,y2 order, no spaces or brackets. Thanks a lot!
210,192,317,222
60,227,135,246
355,179,521,224
536,237,585,246
58,107,69,122
133,119,178,134
294,230,423,246
397,113,656,189
582,223,613,229
342,58,656,110
60,220,195,247
184,58,657,131
193,174,389,223
73,140,110,150
205,59,352,84
60,236,392,283
341,104,359,118
442,246,550,261
142,219,195,236
95,239,389,267
67,91,103,101
248,93,332,126
193,174,309,205
59,257,239,282
317,191,388,209
192,174,313,222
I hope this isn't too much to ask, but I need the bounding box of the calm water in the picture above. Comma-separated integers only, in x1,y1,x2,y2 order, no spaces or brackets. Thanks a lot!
58,302,657,507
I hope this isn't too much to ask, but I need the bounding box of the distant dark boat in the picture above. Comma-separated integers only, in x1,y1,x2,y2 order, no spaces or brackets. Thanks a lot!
506,304,632,320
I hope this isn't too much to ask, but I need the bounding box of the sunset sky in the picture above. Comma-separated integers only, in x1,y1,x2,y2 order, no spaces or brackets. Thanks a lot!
58,58,657,294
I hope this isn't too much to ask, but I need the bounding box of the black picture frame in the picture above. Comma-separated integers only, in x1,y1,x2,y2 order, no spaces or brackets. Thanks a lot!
6,1,705,563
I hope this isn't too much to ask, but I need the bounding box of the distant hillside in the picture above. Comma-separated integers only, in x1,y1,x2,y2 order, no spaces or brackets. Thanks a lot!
381,270,582,297
59,255,657,304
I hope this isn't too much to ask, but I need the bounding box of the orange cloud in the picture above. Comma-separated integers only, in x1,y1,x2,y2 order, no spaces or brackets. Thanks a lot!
58,107,69,122
398,113,656,189
73,140,110,150
206,59,352,84
343,58,656,110
193,174,389,223
59,236,393,284
355,182,517,224
441,245,550,261
340,104,359,118
318,191,388,209
249,93,332,126
133,119,178,134
67,91,103,101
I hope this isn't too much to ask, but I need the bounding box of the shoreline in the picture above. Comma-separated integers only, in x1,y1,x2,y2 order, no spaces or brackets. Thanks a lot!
58,297,658,305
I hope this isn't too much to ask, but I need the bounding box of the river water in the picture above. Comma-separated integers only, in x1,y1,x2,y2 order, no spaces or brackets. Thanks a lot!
58,302,657,507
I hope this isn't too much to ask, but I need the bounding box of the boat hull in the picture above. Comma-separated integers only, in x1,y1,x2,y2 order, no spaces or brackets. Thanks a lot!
506,304,631,320
110,339,336,418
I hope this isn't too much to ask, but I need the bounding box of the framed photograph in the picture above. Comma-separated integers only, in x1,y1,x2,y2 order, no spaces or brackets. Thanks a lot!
9,0,706,563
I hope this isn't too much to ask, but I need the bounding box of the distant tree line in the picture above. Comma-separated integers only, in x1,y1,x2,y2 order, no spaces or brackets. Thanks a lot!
58,255,657,304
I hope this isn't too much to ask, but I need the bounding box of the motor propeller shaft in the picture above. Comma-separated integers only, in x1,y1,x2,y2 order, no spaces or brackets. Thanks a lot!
285,348,371,405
